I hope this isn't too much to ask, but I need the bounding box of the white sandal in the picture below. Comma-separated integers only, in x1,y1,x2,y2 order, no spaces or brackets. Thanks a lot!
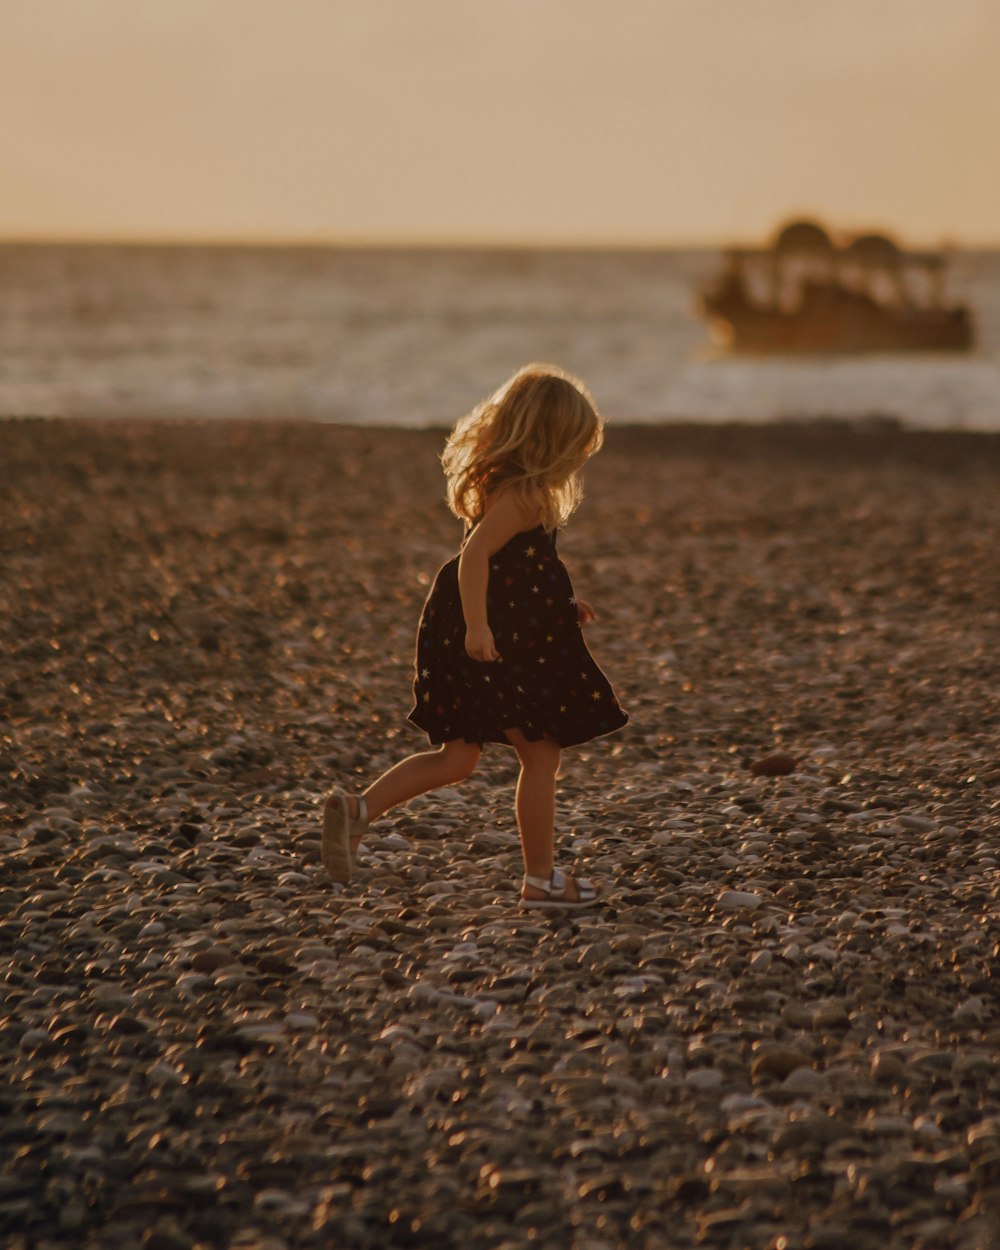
520,867,600,911
322,791,368,884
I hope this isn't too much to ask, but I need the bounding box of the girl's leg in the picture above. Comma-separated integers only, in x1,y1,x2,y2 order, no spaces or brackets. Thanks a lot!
504,729,592,903
343,739,481,850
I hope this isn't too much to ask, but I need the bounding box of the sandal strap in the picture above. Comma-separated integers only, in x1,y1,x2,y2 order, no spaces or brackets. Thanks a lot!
523,867,565,895
521,869,597,904
356,795,368,828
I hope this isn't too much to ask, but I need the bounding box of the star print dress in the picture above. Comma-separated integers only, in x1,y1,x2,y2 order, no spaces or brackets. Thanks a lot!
408,524,628,748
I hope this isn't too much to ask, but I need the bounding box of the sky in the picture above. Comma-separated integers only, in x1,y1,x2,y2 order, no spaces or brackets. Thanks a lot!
2,0,999,246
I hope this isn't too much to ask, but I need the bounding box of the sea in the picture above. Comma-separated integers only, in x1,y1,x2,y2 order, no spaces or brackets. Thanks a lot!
2,243,999,430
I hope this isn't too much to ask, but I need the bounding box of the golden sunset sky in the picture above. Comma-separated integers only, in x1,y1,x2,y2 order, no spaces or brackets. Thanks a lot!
3,0,998,246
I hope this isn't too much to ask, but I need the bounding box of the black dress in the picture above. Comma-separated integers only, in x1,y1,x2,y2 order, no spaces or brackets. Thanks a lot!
408,524,628,748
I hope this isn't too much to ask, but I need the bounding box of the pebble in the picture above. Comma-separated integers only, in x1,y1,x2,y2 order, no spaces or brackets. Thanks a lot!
752,1046,813,1081
718,889,763,911
782,1066,828,1095
685,1068,724,1093
953,996,986,1026
811,1001,850,1030
283,1012,320,1031
871,1051,906,1083
748,753,798,777
897,813,936,833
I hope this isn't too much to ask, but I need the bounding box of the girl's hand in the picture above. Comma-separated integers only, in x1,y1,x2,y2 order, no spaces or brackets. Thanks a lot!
575,599,597,626
465,624,500,662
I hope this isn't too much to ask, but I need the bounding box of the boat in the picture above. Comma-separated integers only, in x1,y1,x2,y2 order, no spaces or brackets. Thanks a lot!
699,218,974,354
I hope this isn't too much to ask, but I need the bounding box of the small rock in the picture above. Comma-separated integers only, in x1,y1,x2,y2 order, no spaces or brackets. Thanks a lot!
685,1068,724,1092
718,890,763,911
782,1066,827,1095
871,1051,905,1083
935,1177,969,1204
142,1221,193,1250
190,948,234,973
897,813,936,833
913,1116,944,1144
953,996,985,1027
748,754,798,777
752,1046,813,1081
811,1001,850,1030
780,1002,814,1029
283,1012,320,1032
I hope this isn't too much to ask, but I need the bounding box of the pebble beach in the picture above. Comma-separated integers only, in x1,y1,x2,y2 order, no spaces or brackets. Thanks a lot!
3,416,999,1250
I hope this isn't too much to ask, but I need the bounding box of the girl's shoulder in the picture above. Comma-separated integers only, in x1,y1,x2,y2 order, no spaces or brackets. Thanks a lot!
463,489,547,555
481,486,544,532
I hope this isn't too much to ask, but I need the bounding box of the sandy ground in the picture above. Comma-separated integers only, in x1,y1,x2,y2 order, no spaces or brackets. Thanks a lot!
2,417,999,1250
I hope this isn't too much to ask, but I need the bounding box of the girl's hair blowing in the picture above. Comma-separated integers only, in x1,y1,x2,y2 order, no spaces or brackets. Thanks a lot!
442,364,603,531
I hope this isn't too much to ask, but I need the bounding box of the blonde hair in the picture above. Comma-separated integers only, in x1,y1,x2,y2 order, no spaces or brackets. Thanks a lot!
442,363,604,531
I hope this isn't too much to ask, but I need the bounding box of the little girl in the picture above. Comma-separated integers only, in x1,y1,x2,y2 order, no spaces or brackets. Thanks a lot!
323,363,628,909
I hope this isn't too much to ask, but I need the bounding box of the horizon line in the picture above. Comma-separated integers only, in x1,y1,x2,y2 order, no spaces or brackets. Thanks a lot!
1,229,996,251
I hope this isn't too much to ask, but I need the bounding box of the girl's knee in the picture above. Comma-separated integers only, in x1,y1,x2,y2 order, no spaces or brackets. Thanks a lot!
514,736,560,773
441,740,481,780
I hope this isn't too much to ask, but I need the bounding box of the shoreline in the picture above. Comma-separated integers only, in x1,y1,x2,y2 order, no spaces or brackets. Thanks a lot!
5,410,1000,435
3,417,999,1249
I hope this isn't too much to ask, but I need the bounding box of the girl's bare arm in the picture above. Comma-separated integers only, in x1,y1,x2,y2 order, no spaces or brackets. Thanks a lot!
458,493,539,661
